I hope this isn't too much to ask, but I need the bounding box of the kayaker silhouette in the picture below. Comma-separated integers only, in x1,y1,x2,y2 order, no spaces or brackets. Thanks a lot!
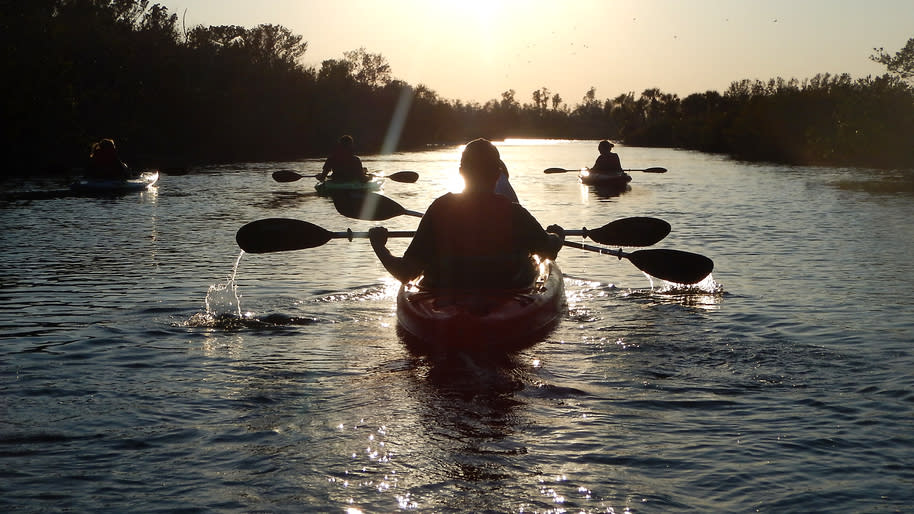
316,135,368,183
591,140,623,175
85,138,131,180
369,138,564,289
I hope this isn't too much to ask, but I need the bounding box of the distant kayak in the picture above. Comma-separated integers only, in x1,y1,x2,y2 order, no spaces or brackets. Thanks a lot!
579,169,632,188
314,177,383,196
397,260,565,352
70,170,159,194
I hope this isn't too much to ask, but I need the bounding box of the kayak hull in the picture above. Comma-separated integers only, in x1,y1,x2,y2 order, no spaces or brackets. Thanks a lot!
71,171,159,193
315,178,383,196
579,170,631,188
396,260,565,352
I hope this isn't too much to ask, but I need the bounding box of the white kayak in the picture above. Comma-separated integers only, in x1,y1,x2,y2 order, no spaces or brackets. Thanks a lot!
70,170,159,194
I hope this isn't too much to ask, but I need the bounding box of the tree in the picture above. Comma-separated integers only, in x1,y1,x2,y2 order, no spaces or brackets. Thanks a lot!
318,58,353,82
531,87,550,111
343,47,391,88
551,93,563,111
500,89,519,111
242,24,307,72
186,25,245,50
871,37,914,83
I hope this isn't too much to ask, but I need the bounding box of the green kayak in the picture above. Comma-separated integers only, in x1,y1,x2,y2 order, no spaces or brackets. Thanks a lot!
314,177,383,196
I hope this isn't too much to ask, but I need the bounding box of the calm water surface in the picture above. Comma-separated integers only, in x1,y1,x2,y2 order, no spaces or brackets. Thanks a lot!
2,140,912,512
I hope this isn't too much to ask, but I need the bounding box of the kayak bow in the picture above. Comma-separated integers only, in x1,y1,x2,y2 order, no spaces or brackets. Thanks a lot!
579,169,631,188
314,177,383,196
70,170,160,194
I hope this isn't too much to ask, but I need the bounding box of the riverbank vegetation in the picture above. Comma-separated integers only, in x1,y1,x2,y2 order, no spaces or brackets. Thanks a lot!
3,1,912,175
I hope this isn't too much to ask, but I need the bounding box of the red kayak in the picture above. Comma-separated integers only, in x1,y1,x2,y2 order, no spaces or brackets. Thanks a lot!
396,260,565,351
579,169,631,188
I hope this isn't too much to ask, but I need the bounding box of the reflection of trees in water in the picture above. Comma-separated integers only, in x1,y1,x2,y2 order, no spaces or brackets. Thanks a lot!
260,191,318,210
591,184,631,199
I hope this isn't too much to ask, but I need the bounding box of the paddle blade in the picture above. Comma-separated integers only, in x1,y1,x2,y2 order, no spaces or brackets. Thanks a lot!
236,218,332,253
627,249,714,284
544,167,573,174
333,192,406,221
388,171,419,183
272,170,306,182
641,167,667,173
586,217,671,247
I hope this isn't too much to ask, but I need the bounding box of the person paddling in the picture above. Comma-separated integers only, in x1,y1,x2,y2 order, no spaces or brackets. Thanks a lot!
316,135,368,183
591,140,624,176
85,138,131,180
369,138,564,289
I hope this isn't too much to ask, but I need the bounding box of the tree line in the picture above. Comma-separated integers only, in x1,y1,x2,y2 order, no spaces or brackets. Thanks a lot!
2,0,912,177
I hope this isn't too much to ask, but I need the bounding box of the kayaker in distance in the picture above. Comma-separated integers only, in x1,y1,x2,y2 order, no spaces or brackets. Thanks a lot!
591,140,623,175
85,138,131,180
316,135,368,183
369,138,565,289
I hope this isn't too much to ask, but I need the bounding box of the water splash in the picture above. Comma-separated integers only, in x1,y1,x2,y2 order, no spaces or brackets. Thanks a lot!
204,251,247,320
654,274,723,295
651,274,724,309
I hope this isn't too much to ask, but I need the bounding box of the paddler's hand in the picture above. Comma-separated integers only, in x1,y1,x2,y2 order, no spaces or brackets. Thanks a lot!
369,226,389,250
316,172,327,181
546,224,565,241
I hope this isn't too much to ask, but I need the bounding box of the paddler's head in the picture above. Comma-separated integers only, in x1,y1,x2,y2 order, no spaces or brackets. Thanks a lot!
459,138,501,191
91,138,117,159
337,134,354,152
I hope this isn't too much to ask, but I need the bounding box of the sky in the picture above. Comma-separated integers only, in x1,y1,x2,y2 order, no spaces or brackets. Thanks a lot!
154,0,913,105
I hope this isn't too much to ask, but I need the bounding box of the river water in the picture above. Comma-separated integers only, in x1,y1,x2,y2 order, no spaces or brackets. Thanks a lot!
1,140,912,512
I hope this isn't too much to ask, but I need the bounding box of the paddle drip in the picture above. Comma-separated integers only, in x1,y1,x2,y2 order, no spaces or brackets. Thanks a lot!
647,274,724,310
204,252,246,320
652,273,722,294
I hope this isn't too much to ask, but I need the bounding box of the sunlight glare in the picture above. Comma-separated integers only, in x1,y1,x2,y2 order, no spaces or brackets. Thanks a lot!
444,168,466,193
499,138,572,146
443,0,502,31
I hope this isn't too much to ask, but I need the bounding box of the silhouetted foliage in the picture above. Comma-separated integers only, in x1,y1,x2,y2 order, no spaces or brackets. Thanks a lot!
2,2,911,177
871,38,914,83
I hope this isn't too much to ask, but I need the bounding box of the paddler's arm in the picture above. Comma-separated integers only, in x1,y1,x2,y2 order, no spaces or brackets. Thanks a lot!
316,156,333,181
513,205,564,260
369,226,424,283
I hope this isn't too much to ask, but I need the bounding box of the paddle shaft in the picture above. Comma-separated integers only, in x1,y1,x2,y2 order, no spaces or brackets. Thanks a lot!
330,229,415,240
273,169,418,183
563,240,628,259
410,218,661,244
365,206,608,239
544,167,667,174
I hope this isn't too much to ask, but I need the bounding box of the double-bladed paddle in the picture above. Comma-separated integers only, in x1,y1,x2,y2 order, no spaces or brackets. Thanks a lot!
234,218,713,284
272,169,419,183
236,218,414,254
563,240,713,285
544,167,667,174
332,192,424,220
331,192,671,247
